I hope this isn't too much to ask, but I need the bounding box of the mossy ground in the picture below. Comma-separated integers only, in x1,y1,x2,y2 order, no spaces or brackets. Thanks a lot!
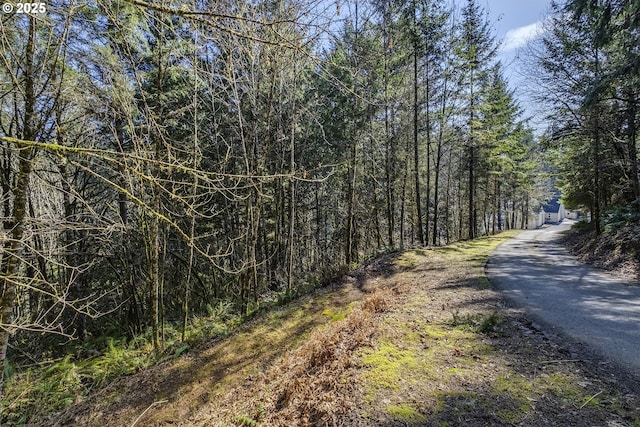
32,231,640,426
36,284,366,426
357,233,639,426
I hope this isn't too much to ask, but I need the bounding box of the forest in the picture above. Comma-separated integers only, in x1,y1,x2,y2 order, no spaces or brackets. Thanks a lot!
0,0,638,422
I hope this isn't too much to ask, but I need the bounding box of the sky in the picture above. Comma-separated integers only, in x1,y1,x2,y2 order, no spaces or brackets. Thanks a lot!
325,0,555,131
485,0,550,49
481,0,554,130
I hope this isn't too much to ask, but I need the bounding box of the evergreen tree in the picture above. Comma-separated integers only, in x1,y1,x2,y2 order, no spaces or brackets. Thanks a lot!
456,0,498,239
533,0,639,232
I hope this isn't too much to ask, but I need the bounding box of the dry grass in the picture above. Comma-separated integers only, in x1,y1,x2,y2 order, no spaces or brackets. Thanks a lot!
353,234,640,426
40,231,640,427
41,285,369,427
165,288,394,427
261,290,392,426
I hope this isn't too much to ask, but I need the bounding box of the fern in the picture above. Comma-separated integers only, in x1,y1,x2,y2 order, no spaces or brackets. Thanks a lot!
322,310,346,322
233,414,257,426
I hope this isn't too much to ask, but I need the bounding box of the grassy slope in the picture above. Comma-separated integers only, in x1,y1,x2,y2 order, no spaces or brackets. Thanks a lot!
563,222,640,280
36,231,640,426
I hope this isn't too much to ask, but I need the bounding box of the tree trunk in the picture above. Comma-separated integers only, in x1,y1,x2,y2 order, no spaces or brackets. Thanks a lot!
468,74,476,240
626,93,640,211
592,49,602,234
346,138,357,264
432,135,442,246
0,16,36,396
0,147,32,393
383,15,395,249
287,108,295,294
149,196,161,350
468,145,475,239
432,69,449,246
400,136,410,248
592,126,602,234
182,44,200,341
412,14,424,246
424,62,431,246
497,180,502,231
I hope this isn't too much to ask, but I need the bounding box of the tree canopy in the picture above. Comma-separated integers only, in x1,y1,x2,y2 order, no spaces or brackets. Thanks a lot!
0,1,551,421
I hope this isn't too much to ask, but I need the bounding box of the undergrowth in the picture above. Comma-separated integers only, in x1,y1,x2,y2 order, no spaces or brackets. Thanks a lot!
2,307,243,425
2,264,355,425
259,289,391,426
450,310,503,334
564,218,640,278
9,228,635,426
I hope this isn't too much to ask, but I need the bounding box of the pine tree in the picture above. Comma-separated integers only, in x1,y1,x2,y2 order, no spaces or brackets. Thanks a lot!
456,0,498,239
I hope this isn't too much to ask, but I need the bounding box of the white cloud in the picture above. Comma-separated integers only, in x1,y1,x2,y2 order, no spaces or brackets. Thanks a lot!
501,21,545,52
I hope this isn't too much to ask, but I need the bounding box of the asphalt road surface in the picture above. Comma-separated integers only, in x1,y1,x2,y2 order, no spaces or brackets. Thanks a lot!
486,221,640,379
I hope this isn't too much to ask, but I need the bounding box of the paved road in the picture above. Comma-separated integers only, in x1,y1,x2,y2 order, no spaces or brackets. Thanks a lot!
486,222,640,378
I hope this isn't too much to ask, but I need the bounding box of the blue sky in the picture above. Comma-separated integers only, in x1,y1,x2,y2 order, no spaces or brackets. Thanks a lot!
481,0,553,129
485,0,550,46
487,0,550,69
324,0,554,129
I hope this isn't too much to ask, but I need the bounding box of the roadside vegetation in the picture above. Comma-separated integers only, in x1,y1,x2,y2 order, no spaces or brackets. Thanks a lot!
353,235,639,426
0,0,546,403
1,0,638,423
3,304,242,424
562,217,640,280
534,1,640,239
9,231,637,426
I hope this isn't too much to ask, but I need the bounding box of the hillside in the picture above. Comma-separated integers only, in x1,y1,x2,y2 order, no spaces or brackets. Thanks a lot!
33,231,639,427
562,222,640,280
